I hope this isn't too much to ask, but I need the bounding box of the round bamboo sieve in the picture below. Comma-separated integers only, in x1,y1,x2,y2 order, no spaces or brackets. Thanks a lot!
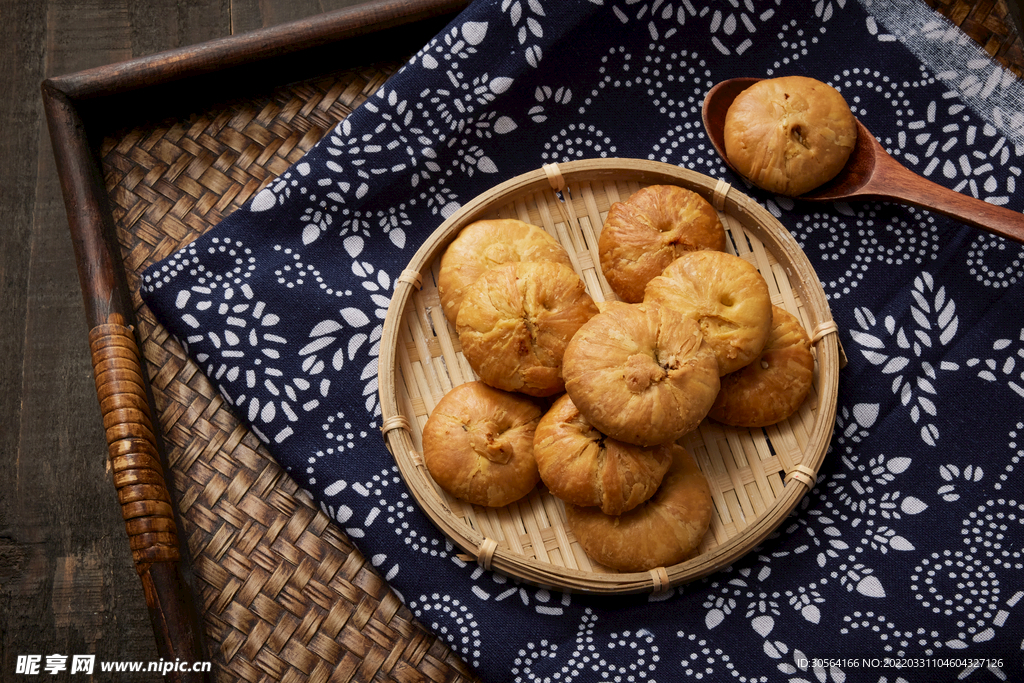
378,158,842,594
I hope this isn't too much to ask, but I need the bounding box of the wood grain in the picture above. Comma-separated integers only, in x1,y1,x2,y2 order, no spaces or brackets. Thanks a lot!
2,0,377,676
3,0,161,673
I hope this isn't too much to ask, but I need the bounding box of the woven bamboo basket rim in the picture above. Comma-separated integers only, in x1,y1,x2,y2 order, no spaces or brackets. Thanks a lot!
378,158,841,594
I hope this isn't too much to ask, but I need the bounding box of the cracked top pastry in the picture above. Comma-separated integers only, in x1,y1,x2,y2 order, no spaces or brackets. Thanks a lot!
709,305,815,428
723,75,857,196
644,250,772,376
438,218,573,326
421,381,543,507
599,185,726,303
534,393,673,515
565,444,712,573
562,300,720,447
456,260,598,397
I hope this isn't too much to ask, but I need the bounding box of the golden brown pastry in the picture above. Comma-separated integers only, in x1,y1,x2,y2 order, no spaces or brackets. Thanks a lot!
565,444,712,572
438,218,573,326
723,75,857,196
644,250,772,376
710,305,815,427
534,393,673,515
562,300,720,447
421,381,542,507
599,185,726,303
457,260,599,397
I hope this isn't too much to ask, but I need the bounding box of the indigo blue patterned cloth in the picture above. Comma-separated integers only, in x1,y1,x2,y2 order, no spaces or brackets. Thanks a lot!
140,0,1024,680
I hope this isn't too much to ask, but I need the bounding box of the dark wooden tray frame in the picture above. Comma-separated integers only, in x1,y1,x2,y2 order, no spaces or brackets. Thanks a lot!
41,2,468,680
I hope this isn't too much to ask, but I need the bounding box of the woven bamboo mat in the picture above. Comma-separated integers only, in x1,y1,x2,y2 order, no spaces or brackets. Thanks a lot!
102,61,477,683
97,4,1021,682
923,0,1023,77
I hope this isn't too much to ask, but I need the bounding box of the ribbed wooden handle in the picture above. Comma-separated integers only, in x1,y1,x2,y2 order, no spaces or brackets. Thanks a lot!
89,321,180,570
44,78,206,679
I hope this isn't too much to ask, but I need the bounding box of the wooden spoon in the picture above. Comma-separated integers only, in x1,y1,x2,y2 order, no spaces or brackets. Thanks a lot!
702,77,1024,244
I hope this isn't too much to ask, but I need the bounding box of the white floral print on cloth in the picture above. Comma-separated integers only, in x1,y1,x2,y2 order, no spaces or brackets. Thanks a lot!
140,0,1024,680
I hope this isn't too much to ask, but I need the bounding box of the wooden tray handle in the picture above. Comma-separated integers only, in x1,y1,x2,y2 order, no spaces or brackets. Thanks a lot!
89,321,181,568
43,82,209,682
89,317,209,680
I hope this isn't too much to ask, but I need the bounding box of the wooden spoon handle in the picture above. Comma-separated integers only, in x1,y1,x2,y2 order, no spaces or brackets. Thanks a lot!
872,163,1024,244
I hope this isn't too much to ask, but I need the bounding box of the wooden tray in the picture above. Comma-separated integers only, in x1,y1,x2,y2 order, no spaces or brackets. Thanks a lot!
42,2,476,682
379,158,843,594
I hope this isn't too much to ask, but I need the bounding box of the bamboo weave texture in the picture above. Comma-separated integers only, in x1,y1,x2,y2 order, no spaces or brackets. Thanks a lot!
101,62,477,683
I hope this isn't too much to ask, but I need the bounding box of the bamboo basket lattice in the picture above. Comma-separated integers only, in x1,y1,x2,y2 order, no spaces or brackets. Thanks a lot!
378,158,842,594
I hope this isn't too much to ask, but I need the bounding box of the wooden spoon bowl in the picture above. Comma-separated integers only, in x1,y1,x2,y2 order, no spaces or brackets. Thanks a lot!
702,77,1024,244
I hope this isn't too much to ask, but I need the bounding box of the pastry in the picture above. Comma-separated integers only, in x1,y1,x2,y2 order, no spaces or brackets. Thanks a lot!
644,250,772,376
457,260,598,397
438,218,573,326
710,305,815,427
534,393,673,515
562,300,720,447
723,75,858,196
599,185,726,302
565,444,713,572
421,381,542,507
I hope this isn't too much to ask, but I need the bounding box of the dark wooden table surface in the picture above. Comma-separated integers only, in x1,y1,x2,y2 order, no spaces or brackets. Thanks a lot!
2,0,1021,678
0,0,376,673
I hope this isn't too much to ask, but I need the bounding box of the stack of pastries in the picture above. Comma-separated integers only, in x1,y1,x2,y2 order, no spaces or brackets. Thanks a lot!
420,181,816,574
